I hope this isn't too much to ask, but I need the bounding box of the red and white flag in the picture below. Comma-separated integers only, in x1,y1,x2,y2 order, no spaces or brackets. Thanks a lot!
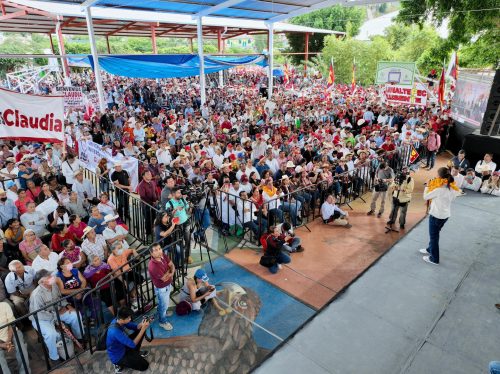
446,51,458,81
0,88,65,143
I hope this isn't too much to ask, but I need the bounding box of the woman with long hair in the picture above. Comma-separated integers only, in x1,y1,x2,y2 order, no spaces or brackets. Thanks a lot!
96,158,110,195
421,167,461,265
480,171,500,196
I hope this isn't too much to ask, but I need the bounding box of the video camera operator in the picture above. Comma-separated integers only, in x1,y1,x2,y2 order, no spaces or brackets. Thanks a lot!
387,166,414,230
106,306,151,373
166,187,192,264
191,178,211,242
367,162,394,218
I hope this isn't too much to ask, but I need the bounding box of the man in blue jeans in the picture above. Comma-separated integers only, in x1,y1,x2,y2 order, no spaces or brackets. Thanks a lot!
148,243,175,331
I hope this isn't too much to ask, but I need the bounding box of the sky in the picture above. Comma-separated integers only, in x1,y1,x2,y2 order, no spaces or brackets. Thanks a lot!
356,10,449,41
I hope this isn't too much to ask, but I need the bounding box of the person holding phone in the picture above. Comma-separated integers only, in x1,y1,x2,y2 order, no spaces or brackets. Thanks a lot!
179,269,227,316
106,306,151,373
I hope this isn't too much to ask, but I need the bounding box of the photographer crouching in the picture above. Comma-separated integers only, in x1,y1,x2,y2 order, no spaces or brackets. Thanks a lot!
106,306,152,373
386,166,414,230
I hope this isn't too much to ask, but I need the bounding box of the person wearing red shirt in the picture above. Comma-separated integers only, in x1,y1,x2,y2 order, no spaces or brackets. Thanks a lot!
148,243,175,331
51,225,77,253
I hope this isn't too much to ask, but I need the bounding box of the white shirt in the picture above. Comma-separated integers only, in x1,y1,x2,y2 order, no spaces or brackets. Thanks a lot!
475,160,497,175
103,225,129,249
320,201,346,221
265,158,280,175
462,176,482,191
72,179,96,201
480,180,500,196
61,159,83,185
451,173,465,188
423,186,460,219
32,252,59,274
156,148,172,166
237,199,256,223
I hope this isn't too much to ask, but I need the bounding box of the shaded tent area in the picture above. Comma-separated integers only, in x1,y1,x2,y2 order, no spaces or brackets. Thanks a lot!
71,54,267,78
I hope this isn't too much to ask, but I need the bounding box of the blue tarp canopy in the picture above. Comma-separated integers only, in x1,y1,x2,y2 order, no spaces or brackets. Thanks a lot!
273,69,284,77
82,54,267,79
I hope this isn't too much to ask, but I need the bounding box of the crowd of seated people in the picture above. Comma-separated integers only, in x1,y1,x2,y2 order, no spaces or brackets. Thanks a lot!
449,152,499,196
0,67,492,371
0,140,145,370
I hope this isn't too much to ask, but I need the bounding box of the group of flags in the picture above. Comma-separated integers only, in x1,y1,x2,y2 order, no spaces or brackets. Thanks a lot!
325,58,357,94
438,50,459,107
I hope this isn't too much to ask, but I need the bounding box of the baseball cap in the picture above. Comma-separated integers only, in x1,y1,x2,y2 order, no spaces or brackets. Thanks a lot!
194,269,209,282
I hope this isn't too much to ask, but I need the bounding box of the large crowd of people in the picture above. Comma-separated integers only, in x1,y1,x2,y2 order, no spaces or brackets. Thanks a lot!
0,67,498,373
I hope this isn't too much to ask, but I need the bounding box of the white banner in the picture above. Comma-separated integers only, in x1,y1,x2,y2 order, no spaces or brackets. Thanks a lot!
86,92,100,110
78,140,139,192
383,83,428,107
0,88,65,143
57,86,85,109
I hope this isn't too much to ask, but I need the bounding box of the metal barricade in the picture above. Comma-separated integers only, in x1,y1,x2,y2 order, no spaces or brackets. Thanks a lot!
81,227,185,354
0,288,89,373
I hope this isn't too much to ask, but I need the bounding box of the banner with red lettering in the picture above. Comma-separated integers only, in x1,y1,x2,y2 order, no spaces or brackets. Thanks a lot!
56,86,85,109
383,83,428,107
0,88,65,143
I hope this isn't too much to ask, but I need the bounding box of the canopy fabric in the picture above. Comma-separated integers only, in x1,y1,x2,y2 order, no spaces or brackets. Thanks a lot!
86,54,267,79
273,69,284,77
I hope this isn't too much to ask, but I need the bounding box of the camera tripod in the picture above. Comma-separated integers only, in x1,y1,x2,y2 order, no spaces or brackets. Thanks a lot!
188,187,229,274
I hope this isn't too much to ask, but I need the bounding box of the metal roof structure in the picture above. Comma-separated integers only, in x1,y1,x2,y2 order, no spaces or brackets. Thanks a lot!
13,0,394,23
0,0,347,39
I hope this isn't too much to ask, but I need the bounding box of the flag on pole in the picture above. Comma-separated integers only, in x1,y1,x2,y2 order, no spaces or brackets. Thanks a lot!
351,58,356,93
438,65,446,107
446,51,458,81
283,63,290,85
409,144,420,164
327,58,335,88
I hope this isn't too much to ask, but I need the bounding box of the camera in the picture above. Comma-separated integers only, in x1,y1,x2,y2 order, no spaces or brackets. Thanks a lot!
395,170,409,186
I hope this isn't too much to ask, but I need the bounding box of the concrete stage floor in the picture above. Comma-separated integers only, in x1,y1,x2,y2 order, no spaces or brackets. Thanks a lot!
254,191,500,374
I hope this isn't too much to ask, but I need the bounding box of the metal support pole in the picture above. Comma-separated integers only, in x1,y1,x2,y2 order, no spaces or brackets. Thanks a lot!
85,7,106,112
48,33,55,54
151,25,158,54
267,23,274,100
217,29,224,88
196,17,206,105
55,18,70,82
105,35,111,54
305,32,309,61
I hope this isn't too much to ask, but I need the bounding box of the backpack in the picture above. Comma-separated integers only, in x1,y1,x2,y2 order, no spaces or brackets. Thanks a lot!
176,300,192,316
95,323,118,351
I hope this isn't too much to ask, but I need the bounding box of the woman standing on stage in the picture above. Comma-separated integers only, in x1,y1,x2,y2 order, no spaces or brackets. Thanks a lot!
420,167,461,265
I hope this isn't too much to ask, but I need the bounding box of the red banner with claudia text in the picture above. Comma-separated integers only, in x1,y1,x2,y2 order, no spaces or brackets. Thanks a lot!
0,88,65,143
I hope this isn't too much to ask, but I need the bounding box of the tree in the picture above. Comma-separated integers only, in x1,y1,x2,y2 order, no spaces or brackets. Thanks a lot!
398,0,500,68
286,6,365,64
321,35,393,85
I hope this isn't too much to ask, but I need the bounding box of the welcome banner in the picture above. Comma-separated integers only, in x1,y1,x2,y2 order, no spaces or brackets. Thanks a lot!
78,140,139,192
0,88,65,142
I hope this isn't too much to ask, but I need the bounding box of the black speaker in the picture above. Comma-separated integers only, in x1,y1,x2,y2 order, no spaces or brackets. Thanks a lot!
259,86,268,97
480,69,500,136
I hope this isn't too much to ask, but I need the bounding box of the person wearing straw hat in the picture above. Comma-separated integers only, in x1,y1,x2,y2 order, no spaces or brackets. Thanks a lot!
81,226,108,261
102,214,130,250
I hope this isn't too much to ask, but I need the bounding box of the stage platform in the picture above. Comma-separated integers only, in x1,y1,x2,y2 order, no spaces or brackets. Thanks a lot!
254,191,500,374
226,156,446,310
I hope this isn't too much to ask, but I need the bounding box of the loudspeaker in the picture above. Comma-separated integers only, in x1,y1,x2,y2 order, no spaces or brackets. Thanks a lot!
259,86,268,97
480,69,500,136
